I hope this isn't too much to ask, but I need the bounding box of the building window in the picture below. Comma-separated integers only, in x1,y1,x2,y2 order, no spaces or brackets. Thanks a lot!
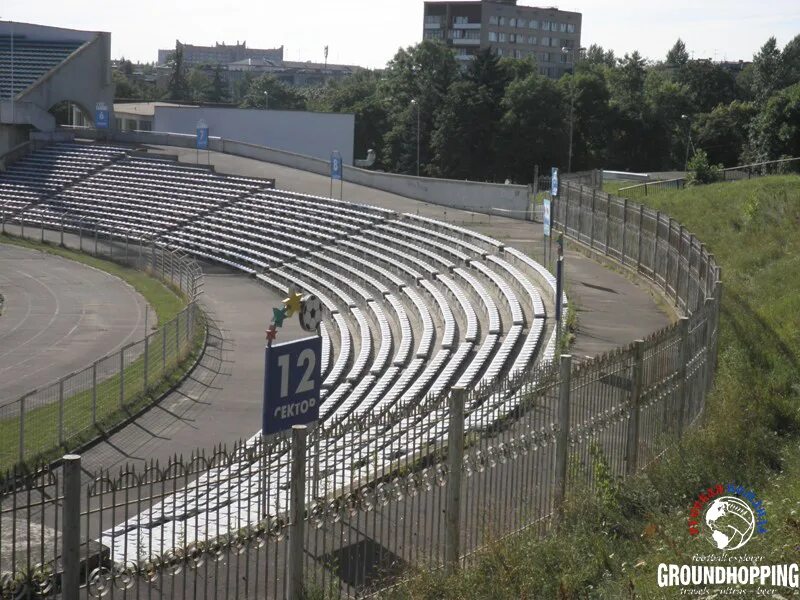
139,120,152,131
515,50,523,59
541,36,550,46
518,18,527,28
529,19,539,29
551,37,560,47
424,30,444,40
559,23,567,32
449,29,464,39
499,16,506,26
542,20,551,31
509,33,516,43
489,15,498,25
560,53,569,63
465,30,480,40
528,35,537,45
454,16,469,25
496,48,504,57
499,32,507,42
540,52,551,63
509,17,517,27
424,15,442,26
567,23,576,33
488,31,498,42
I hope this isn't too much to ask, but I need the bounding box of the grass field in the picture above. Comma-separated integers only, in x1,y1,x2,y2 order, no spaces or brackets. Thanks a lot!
389,175,800,599
0,235,204,473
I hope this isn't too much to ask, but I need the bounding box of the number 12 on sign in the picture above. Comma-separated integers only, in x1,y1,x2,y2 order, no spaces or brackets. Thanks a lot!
263,336,321,435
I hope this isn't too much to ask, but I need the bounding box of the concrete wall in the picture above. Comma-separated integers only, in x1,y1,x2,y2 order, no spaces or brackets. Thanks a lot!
154,106,355,165
80,129,534,220
18,32,114,126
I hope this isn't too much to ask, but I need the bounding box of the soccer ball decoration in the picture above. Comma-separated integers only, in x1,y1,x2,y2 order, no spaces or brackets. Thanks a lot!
298,295,323,332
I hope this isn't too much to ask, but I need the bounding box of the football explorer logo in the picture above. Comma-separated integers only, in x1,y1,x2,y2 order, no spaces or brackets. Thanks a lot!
688,484,767,551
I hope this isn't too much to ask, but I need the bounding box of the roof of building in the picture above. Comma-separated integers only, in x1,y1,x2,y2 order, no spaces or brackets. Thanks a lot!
227,57,361,73
114,102,198,117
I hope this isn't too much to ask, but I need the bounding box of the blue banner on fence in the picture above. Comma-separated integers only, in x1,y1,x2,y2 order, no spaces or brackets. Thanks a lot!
95,103,109,130
551,167,559,197
263,336,321,435
330,152,342,181
196,122,209,150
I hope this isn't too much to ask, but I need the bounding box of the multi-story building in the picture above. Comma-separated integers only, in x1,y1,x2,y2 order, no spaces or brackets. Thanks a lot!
157,41,283,66
422,0,582,78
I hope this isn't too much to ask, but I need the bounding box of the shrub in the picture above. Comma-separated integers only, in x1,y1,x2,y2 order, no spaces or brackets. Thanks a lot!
686,149,722,185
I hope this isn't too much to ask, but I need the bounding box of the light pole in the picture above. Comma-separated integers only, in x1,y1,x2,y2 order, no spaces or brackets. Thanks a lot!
264,91,268,110
681,114,693,171
561,46,585,174
410,98,420,177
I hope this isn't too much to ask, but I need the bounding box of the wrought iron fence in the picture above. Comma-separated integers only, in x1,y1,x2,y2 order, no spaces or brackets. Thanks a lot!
0,181,720,599
0,228,204,472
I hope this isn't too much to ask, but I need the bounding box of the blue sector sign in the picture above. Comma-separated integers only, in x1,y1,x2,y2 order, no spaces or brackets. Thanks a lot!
330,153,342,180
196,127,209,150
551,167,559,196
263,336,321,434
95,103,109,129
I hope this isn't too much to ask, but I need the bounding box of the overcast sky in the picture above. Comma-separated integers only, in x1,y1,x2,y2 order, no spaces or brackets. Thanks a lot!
4,0,800,67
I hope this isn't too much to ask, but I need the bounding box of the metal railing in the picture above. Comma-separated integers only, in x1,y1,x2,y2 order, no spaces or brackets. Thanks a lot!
0,181,720,599
618,156,800,198
0,226,204,472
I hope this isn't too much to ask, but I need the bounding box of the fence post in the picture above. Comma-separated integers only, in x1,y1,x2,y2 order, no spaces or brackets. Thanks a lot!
554,354,572,522
288,425,308,600
653,211,660,281
92,362,97,425
576,185,582,240
707,276,722,393
144,333,149,392
19,395,25,462
119,348,125,408
176,312,181,357
625,340,645,477
446,386,466,573
676,317,691,436
62,454,81,600
621,198,628,263
162,324,167,374
40,213,45,243
58,380,65,446
637,204,644,273
604,193,610,255
589,189,596,248
675,226,684,305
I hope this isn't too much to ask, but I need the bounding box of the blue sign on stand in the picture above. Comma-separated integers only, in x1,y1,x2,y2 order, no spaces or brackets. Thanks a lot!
263,336,321,435
95,103,109,129
196,120,209,150
330,152,342,181
543,197,551,237
551,167,559,197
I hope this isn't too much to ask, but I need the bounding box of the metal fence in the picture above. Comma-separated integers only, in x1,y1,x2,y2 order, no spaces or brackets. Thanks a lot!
0,231,204,472
617,156,800,199
0,181,720,599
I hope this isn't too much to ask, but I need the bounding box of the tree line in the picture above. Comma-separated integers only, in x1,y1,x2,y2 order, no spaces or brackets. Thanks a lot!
116,35,800,182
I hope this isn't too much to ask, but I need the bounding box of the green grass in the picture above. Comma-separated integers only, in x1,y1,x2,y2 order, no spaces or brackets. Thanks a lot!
389,175,800,599
0,235,204,473
603,179,641,195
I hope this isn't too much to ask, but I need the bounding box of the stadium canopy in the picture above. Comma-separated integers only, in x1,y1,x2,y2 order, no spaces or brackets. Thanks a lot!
0,21,114,155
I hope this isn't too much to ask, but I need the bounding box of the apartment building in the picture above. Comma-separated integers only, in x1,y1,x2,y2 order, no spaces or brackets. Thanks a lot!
422,0,582,78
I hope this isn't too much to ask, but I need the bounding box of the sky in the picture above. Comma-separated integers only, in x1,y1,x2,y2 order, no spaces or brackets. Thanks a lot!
3,0,800,68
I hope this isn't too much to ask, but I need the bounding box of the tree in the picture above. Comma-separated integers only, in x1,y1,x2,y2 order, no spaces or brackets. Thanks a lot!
207,65,230,103
240,75,307,111
164,41,189,102
315,70,388,166
496,73,567,181
584,44,615,69
666,39,689,69
782,34,800,86
186,67,211,103
380,41,460,174
693,101,756,166
429,80,494,179
745,82,800,161
751,37,785,106
677,60,736,113
558,69,611,170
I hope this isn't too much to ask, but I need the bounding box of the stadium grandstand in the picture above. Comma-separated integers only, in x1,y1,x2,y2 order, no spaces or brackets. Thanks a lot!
0,21,113,154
